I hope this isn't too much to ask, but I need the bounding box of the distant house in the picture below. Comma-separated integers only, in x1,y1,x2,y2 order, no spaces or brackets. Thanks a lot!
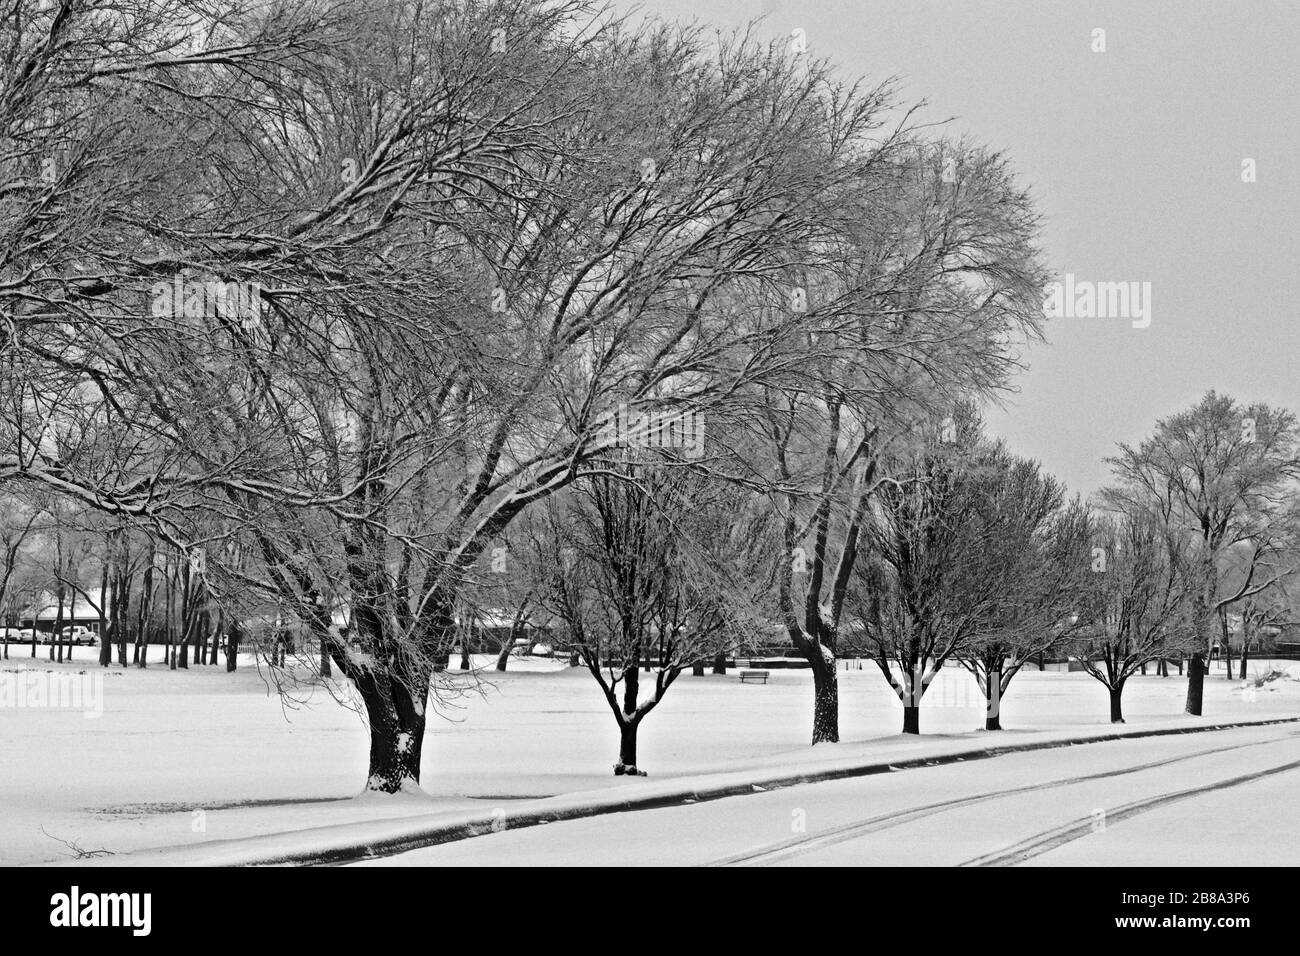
18,588,111,634
455,608,556,654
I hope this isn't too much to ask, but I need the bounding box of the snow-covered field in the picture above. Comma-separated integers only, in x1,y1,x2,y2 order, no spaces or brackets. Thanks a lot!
1,652,1296,865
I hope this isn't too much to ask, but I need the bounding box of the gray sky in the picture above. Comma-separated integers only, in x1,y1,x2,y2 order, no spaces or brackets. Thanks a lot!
621,0,1300,496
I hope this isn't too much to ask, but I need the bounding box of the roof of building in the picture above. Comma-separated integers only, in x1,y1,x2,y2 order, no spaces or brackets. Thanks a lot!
23,588,110,621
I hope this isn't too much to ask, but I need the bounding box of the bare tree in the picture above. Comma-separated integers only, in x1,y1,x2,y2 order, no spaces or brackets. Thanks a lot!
763,140,1051,744
1232,558,1300,679
958,453,1093,729
0,493,40,659
853,413,1004,734
1105,391,1300,715
1072,508,1193,723
532,461,760,774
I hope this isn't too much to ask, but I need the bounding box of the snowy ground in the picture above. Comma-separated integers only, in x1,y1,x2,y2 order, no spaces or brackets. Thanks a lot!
1,651,1296,865
356,722,1300,866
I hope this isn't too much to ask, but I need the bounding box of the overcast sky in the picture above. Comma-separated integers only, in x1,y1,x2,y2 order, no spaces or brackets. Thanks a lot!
620,0,1300,497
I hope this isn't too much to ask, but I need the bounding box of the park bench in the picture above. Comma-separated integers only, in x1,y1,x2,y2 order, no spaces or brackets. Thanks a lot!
739,669,770,685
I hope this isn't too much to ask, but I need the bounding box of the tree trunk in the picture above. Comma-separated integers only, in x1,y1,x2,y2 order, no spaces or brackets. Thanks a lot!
52,594,65,664
1109,684,1125,723
180,597,198,669
691,660,705,676
205,610,218,665
98,624,112,667
617,720,638,771
116,572,130,666
358,674,428,793
194,605,208,666
320,636,332,678
1185,652,1205,715
902,704,920,734
984,665,1002,730
1157,657,1168,677
97,615,110,667
1186,585,1212,708
96,561,110,666
608,662,650,773
177,565,192,669
1238,614,1253,681
136,558,153,669
495,638,511,672
207,611,221,665
712,650,726,675
811,664,839,744
225,625,239,672
1219,608,1232,678
165,556,176,670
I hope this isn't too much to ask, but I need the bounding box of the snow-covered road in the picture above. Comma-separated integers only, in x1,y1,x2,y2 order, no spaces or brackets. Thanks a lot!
358,723,1300,866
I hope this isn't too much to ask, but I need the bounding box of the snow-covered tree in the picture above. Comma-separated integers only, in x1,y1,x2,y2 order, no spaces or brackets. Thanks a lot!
853,411,1001,734
1072,508,1194,723
531,460,763,775
958,452,1093,729
763,141,1051,745
1105,391,1300,715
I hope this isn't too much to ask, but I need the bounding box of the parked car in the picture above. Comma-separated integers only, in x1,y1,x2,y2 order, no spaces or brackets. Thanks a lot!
58,625,96,646
10,628,54,643
0,627,28,642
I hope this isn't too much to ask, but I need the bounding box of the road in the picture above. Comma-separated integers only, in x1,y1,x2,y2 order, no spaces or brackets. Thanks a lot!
357,723,1300,866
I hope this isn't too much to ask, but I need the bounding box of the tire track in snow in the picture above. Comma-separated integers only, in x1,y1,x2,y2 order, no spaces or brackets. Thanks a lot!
707,732,1296,867
959,754,1300,867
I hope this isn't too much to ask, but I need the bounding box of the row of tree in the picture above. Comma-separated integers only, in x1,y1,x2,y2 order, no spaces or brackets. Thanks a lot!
9,387,1295,776
0,494,234,666
476,393,1300,771
0,511,240,669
